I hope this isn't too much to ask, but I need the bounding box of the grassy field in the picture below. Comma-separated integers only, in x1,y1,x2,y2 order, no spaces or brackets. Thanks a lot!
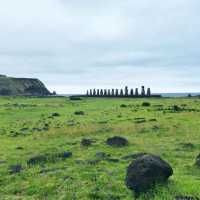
0,96,200,200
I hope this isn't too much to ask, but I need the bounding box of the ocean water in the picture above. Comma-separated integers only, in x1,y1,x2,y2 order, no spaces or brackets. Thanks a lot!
160,93,200,97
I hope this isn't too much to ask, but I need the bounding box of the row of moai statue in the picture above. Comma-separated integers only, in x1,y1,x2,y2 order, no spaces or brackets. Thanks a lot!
86,86,151,97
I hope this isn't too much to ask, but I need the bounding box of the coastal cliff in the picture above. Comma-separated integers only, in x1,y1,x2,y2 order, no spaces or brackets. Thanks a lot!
0,75,51,96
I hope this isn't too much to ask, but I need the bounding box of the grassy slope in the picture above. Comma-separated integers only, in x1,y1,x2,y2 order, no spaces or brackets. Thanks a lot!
0,97,200,200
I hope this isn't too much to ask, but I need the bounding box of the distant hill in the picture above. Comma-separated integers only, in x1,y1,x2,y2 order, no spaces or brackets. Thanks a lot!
0,75,51,96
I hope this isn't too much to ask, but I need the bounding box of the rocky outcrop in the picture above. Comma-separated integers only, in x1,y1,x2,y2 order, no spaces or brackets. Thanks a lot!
125,154,173,196
0,75,51,96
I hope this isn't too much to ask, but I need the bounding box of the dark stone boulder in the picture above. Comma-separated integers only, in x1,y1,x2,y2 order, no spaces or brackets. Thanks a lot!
57,152,72,159
69,96,82,101
9,164,23,174
51,113,60,117
74,111,85,115
195,154,200,166
120,104,127,108
16,146,24,150
106,158,119,163
86,159,101,165
27,151,72,165
172,105,182,112
142,102,151,107
27,155,48,165
81,138,93,146
106,136,128,147
125,154,173,196
180,143,195,150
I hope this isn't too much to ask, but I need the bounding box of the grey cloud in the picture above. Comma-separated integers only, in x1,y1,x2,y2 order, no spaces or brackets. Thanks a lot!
0,0,200,93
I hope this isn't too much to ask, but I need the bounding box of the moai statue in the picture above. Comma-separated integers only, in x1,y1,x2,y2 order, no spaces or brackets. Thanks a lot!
125,86,128,96
112,89,115,96
130,89,134,96
120,89,124,96
93,89,96,96
135,88,139,96
100,89,104,96
86,90,89,96
108,89,111,96
104,89,107,96
147,88,151,97
141,86,145,96
115,89,119,96
90,89,93,96
97,89,100,96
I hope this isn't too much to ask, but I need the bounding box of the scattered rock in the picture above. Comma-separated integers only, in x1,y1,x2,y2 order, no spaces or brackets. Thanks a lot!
27,151,72,165
149,118,157,122
106,136,128,147
57,152,72,159
16,146,24,150
69,96,82,101
86,159,101,165
172,105,182,112
9,164,22,174
120,104,127,108
51,112,60,117
195,154,200,167
27,155,48,165
181,143,195,150
134,117,145,120
81,138,93,146
20,128,29,132
125,154,173,196
74,111,85,115
106,158,119,163
0,160,6,164
142,102,151,107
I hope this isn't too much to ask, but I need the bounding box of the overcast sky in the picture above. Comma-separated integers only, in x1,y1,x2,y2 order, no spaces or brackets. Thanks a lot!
0,0,200,93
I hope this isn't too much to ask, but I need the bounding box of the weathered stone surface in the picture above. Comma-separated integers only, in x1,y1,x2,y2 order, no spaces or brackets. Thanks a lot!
9,164,23,174
51,112,60,117
69,96,82,101
74,111,85,115
27,151,72,165
172,105,182,112
142,102,151,107
135,88,139,96
195,154,200,166
81,138,93,146
106,136,128,147
125,154,173,195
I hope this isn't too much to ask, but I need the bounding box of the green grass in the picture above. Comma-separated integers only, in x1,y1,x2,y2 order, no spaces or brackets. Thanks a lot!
0,96,200,199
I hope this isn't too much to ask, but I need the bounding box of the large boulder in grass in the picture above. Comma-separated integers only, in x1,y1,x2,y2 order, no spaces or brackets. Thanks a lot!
195,154,200,166
125,154,173,196
106,136,128,147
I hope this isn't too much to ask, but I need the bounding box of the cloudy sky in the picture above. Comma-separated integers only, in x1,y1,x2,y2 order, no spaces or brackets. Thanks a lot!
0,0,200,93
